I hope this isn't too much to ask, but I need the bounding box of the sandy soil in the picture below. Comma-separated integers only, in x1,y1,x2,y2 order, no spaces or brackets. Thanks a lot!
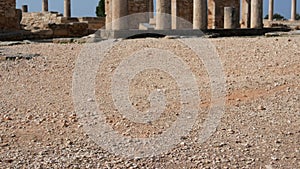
0,36,299,168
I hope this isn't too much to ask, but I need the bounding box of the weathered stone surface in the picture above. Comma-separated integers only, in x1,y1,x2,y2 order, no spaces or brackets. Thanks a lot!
241,0,251,28
22,5,28,13
224,7,237,29
172,0,194,29
112,0,128,30
105,0,240,29
193,0,208,29
22,12,105,31
209,0,240,29
21,12,102,38
42,0,48,12
268,0,274,21
265,30,300,37
251,0,263,28
21,12,64,31
156,0,171,30
0,40,32,46
49,22,89,37
52,38,74,43
291,0,297,21
78,17,105,30
64,0,71,17
0,0,21,31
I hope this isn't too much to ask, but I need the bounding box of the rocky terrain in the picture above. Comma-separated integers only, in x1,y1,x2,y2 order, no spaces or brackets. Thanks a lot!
0,36,299,168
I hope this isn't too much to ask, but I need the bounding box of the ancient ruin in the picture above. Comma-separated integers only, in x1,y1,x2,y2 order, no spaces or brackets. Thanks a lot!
104,0,241,30
101,0,299,38
104,0,298,30
0,0,299,40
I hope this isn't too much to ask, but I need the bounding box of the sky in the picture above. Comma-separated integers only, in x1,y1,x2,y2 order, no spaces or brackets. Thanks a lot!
16,0,299,19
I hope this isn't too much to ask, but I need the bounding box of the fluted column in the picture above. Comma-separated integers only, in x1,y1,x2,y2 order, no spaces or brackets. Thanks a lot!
268,0,274,21
64,0,71,17
291,0,297,21
251,0,263,28
193,0,208,30
112,0,128,30
42,0,48,12
156,0,171,30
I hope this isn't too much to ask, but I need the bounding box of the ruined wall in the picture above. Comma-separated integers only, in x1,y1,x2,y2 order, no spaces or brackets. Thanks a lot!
21,12,64,31
128,0,149,14
0,0,21,32
172,0,194,29
21,12,105,31
176,0,193,24
78,17,106,30
128,0,150,28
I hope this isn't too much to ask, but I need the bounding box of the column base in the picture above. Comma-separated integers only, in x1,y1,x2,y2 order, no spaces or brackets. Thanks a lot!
100,29,205,39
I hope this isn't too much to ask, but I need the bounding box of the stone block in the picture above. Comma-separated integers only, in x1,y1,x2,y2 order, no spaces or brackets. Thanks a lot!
53,28,69,37
139,23,155,30
0,0,20,31
5,8,16,17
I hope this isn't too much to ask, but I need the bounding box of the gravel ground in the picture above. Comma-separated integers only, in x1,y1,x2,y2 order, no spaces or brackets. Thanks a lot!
0,36,299,168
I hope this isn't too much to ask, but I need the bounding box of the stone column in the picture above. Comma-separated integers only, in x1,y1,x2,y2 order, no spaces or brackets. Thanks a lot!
224,7,236,29
241,0,251,28
105,0,112,30
171,0,177,29
64,0,71,17
193,0,208,30
251,0,263,28
291,0,297,21
22,5,28,13
149,0,154,18
156,0,171,30
42,0,48,12
268,0,274,21
112,0,128,30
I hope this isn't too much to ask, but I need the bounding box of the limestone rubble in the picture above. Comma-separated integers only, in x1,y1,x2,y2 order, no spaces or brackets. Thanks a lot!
0,36,299,168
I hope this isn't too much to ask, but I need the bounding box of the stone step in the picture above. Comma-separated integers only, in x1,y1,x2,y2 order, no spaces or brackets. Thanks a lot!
139,23,155,30
149,17,156,26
